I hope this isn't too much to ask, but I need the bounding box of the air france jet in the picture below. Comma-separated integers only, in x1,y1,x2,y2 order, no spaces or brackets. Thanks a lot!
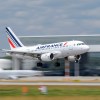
4,27,89,66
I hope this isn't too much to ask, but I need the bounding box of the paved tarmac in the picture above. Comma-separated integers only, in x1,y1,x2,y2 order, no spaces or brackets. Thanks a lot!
19,76,100,82
0,77,100,86
0,81,100,86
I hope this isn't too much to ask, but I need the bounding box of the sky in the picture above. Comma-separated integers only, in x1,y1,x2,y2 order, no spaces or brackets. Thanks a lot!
0,0,100,50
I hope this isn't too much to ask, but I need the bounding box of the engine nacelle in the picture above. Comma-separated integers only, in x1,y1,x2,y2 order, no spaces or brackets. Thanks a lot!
40,53,54,61
67,55,81,62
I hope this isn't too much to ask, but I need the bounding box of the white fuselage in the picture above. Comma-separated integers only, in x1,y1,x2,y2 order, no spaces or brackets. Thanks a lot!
11,40,89,60
5,27,89,61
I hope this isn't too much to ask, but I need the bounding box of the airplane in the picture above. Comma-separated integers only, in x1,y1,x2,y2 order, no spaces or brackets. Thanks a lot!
0,70,43,79
3,27,89,67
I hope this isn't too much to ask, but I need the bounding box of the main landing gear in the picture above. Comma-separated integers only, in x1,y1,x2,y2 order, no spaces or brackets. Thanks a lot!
37,61,61,67
37,62,43,67
55,59,60,67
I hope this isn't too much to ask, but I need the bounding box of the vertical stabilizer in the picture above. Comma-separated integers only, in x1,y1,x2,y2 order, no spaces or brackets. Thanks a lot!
6,27,24,49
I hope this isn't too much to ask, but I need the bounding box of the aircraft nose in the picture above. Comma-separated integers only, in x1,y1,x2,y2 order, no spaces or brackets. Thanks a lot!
85,45,90,51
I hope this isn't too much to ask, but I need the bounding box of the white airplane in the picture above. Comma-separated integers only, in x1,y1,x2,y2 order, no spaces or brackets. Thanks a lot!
0,70,43,79
4,27,89,66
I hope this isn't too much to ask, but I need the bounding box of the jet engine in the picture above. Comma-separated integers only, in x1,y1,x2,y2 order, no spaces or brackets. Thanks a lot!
40,53,54,61
66,55,81,62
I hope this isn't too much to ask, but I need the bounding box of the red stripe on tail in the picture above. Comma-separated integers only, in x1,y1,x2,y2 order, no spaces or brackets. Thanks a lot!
8,38,16,48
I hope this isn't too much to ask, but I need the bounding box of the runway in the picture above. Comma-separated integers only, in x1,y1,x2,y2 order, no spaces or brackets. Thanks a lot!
0,81,100,86
0,77,100,86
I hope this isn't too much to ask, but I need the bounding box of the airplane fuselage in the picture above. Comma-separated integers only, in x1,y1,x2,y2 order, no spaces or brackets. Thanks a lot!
12,40,89,60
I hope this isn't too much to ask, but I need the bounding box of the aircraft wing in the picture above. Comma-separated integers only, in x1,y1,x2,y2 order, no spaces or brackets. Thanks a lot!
1,49,61,59
1,49,41,58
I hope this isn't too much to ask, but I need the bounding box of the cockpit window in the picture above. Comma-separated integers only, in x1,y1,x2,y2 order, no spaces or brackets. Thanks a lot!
77,43,85,45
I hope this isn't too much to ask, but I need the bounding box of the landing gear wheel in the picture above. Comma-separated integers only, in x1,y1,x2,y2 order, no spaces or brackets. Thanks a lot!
55,62,60,67
75,60,79,63
37,62,43,67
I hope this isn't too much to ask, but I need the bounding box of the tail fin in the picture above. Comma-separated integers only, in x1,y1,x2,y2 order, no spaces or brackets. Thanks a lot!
6,27,24,49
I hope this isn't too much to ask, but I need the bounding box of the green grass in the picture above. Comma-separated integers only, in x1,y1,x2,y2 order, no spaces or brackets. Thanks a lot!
0,86,99,96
